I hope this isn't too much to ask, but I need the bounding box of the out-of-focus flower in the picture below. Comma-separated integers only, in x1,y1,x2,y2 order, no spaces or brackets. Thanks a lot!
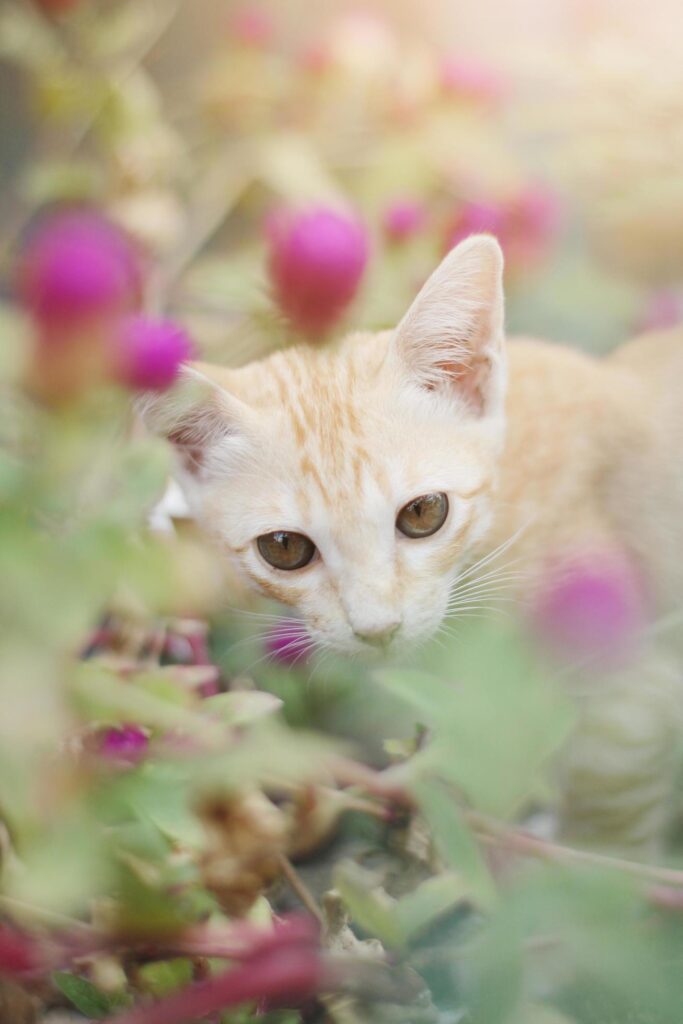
444,186,560,273
636,289,683,333
439,56,506,104
99,724,149,764
382,199,427,244
34,0,81,13
532,549,646,666
266,206,369,338
265,620,314,665
299,41,333,76
228,6,275,48
115,315,193,391
19,210,141,328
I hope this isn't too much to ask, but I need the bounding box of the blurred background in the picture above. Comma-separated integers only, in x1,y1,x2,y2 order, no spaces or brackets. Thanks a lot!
3,0,683,363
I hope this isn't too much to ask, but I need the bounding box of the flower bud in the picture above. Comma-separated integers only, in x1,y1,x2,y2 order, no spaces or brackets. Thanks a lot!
266,207,369,338
229,6,275,47
382,199,427,244
19,210,141,328
116,315,193,391
265,620,314,665
532,549,646,666
439,56,505,104
99,724,149,764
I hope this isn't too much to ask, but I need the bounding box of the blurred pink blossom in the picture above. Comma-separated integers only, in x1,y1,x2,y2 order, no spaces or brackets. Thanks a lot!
532,549,646,665
266,206,369,338
228,6,274,47
19,210,141,328
99,724,149,764
265,620,314,665
636,288,683,332
116,314,194,391
444,186,561,272
439,56,506,104
382,199,427,244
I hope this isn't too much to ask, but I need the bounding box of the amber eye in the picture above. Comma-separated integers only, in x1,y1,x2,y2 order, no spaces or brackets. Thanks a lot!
396,493,449,539
257,531,316,570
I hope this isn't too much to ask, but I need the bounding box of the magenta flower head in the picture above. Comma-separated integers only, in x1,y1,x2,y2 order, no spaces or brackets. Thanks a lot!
444,187,560,272
439,56,506,104
18,209,141,328
532,549,646,667
99,724,149,765
229,6,274,47
265,620,314,666
116,314,194,391
266,206,369,339
504,184,561,269
444,199,507,253
636,288,683,332
382,199,427,244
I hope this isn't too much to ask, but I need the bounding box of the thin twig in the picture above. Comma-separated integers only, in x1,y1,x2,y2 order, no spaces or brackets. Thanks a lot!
278,853,324,923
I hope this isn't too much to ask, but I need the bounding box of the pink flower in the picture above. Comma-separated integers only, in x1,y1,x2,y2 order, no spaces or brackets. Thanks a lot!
382,199,427,244
99,724,149,764
116,315,193,391
266,207,369,338
444,187,560,272
265,620,314,665
229,6,274,47
444,200,508,252
19,210,141,328
439,56,506,104
532,549,646,665
636,289,683,332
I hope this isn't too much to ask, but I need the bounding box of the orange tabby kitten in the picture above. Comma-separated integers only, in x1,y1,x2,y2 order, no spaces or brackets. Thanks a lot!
143,235,683,853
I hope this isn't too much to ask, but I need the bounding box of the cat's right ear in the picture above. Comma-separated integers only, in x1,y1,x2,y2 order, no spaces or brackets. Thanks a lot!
137,364,250,479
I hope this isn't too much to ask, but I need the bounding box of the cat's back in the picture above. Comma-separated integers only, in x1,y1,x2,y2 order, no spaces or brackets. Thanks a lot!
495,332,683,613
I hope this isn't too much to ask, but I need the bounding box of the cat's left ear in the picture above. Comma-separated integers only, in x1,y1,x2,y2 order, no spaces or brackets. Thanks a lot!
393,234,505,417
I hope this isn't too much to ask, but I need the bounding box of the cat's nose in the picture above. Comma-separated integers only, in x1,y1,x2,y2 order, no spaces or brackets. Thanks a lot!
354,620,401,648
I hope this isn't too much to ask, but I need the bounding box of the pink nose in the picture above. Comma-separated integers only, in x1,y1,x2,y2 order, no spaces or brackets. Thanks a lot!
354,621,401,647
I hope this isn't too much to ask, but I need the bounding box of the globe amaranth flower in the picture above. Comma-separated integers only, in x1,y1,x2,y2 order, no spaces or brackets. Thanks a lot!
444,186,560,273
439,56,506,104
115,314,194,391
266,206,369,339
228,6,275,47
382,199,427,244
265,620,314,665
19,209,141,328
532,549,646,666
99,724,149,764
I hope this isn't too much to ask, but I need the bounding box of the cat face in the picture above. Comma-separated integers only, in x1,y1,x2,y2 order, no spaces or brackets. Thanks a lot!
142,235,507,656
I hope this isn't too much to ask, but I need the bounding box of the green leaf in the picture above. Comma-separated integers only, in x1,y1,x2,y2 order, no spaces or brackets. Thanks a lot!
53,972,128,1018
412,777,496,911
380,622,576,817
333,861,405,949
394,872,469,941
137,958,193,997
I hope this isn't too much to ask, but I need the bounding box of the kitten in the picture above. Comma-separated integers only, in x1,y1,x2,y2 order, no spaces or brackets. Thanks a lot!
143,234,683,852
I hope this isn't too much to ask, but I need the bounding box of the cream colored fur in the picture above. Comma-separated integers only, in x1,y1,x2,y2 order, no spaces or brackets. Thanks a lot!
142,235,683,852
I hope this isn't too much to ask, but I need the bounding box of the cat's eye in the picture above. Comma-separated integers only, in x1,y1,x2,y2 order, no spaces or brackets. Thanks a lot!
257,531,316,571
396,493,449,539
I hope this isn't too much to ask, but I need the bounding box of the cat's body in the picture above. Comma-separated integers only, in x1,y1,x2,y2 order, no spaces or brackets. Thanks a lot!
486,331,683,621
144,236,683,853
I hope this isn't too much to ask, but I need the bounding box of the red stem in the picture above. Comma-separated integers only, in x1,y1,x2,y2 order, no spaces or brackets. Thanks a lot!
103,944,323,1024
